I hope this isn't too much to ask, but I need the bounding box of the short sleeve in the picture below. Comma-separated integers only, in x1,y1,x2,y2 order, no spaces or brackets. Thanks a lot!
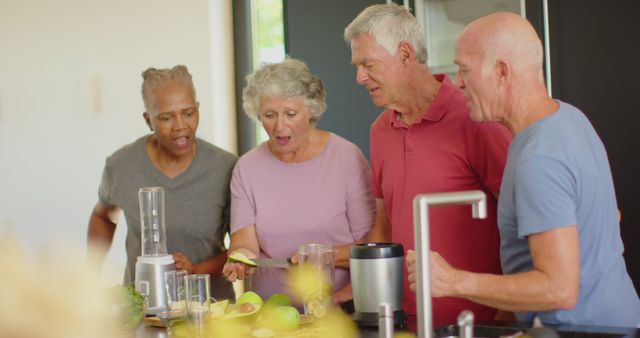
97,158,115,207
513,155,577,238
220,163,235,237
345,149,375,241
229,161,256,234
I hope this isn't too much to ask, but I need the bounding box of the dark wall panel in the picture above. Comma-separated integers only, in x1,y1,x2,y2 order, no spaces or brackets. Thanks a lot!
232,0,257,155
283,0,385,159
546,0,640,292
282,0,640,293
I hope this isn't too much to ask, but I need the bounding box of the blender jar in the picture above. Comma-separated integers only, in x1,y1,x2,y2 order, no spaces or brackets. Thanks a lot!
139,186,168,257
298,243,335,317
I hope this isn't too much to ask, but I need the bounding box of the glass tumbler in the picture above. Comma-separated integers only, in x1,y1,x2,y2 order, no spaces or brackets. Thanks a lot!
185,274,211,333
298,243,335,317
164,270,188,312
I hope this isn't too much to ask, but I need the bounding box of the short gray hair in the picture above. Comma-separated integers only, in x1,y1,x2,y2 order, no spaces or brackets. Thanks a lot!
242,58,327,124
141,65,196,114
344,3,427,64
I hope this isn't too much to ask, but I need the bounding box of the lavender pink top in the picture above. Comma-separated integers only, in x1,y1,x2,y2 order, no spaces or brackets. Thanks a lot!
230,133,375,301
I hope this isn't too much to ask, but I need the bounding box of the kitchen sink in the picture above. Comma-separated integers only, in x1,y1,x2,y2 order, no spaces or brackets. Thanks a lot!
359,316,636,338
435,324,523,338
434,325,627,338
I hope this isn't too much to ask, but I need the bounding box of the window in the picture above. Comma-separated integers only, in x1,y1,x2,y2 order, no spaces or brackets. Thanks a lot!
251,0,285,143
418,0,524,79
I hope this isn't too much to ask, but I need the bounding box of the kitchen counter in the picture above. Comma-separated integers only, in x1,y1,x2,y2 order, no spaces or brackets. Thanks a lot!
134,324,167,338
431,322,640,338
132,315,640,338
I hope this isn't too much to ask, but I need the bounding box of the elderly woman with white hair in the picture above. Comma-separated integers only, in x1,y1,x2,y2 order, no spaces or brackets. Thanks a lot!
222,58,374,303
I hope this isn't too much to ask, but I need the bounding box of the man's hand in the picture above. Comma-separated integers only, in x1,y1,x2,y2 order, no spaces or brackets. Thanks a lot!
407,249,459,297
429,250,459,298
333,283,353,304
173,252,194,273
406,249,417,292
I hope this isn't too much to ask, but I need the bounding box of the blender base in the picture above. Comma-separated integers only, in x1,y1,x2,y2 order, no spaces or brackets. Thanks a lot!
134,255,175,315
352,309,407,327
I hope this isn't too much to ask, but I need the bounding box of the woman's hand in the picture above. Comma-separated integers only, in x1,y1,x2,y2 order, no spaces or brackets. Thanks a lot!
173,252,194,273
222,248,258,282
289,251,300,264
222,261,255,282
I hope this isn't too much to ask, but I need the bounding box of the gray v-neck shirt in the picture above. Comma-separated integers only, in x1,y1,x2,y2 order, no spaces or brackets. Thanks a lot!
98,135,237,300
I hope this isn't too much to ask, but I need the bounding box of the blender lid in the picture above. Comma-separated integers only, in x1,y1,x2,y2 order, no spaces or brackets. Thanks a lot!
350,242,404,259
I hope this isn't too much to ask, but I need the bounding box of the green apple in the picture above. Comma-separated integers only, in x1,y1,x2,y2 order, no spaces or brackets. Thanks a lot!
237,291,263,305
263,305,300,332
262,293,291,314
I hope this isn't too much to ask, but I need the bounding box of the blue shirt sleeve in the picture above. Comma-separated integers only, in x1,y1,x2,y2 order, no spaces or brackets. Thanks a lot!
513,155,578,239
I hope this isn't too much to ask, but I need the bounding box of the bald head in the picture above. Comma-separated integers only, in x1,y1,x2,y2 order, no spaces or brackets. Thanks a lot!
454,12,553,133
459,12,543,77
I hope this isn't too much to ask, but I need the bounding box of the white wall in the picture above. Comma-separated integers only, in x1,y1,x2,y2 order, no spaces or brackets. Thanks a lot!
0,0,236,285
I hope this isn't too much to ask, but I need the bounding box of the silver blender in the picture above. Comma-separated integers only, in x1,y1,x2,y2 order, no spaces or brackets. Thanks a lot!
350,242,406,327
134,186,175,315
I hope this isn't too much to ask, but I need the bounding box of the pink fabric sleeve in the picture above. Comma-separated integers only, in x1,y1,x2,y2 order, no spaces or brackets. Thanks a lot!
345,148,376,241
229,161,255,234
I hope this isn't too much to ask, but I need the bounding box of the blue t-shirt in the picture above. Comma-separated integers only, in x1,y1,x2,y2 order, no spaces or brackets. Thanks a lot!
498,101,640,327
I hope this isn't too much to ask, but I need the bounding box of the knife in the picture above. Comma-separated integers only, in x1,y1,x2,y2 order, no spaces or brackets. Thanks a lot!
252,257,293,269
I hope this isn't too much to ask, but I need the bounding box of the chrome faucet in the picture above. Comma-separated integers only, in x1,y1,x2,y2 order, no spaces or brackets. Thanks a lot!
458,310,474,338
412,190,487,338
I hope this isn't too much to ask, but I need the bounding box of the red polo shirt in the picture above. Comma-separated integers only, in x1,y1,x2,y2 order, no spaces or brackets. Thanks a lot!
370,74,511,326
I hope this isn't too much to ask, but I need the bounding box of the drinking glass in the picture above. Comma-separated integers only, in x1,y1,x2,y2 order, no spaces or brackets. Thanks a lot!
164,270,188,312
185,274,211,333
298,243,335,317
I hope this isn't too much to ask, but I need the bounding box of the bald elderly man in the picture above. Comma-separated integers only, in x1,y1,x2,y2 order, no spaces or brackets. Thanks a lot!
407,12,640,327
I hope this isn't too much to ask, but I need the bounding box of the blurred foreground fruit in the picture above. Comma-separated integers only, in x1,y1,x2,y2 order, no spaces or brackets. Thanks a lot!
262,293,291,314
208,299,230,319
166,318,189,337
237,291,264,305
220,301,262,321
303,282,332,318
261,305,300,332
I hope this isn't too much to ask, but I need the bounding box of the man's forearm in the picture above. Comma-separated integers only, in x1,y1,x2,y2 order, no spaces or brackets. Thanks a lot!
454,269,576,312
334,243,353,267
440,227,580,312
362,224,391,243
334,227,391,267
335,200,392,267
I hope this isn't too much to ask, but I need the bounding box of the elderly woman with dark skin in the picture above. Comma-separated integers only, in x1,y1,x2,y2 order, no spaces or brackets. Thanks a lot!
222,58,375,303
87,65,237,300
